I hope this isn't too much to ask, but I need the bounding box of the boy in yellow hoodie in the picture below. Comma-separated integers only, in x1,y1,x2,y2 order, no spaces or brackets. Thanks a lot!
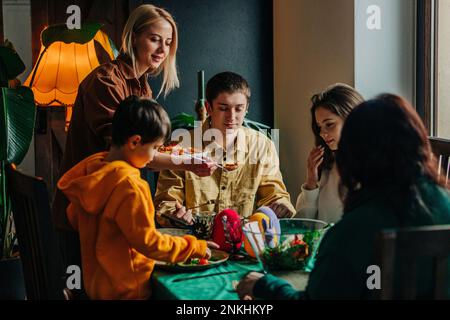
58,96,217,300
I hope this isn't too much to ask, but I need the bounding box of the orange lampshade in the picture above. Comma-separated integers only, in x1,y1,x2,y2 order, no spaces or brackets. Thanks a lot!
24,29,116,128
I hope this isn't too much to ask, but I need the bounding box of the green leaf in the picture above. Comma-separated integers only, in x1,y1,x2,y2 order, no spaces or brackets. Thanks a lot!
42,22,104,48
0,86,36,164
0,46,26,80
171,113,195,122
170,113,197,130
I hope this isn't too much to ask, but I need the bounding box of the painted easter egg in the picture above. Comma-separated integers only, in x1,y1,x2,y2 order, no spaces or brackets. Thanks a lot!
211,209,244,252
243,212,270,258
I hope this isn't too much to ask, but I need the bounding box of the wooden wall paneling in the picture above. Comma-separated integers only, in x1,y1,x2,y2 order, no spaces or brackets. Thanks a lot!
30,0,48,65
34,107,52,193
86,0,129,49
50,108,66,198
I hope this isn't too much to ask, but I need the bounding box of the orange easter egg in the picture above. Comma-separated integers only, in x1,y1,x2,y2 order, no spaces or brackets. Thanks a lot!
243,213,269,258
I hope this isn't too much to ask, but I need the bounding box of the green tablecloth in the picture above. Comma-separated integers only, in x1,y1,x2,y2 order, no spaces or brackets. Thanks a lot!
151,257,309,300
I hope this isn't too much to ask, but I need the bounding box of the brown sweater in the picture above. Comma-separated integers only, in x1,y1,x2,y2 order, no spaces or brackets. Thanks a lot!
52,54,152,230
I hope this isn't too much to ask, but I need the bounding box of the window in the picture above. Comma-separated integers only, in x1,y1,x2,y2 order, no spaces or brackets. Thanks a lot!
436,0,450,139
418,0,450,185
418,0,450,139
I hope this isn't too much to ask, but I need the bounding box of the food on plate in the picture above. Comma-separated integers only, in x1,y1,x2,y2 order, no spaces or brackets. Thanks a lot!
224,162,239,171
158,144,180,154
154,248,229,270
158,144,202,156
186,147,202,154
184,257,209,266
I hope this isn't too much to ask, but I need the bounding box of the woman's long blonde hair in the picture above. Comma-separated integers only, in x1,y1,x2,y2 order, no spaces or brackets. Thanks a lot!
122,4,179,98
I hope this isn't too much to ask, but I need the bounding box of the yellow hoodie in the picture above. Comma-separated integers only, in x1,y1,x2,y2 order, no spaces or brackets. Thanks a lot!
58,152,207,300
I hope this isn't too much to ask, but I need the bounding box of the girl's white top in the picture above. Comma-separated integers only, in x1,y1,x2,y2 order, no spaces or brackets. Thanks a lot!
295,163,343,224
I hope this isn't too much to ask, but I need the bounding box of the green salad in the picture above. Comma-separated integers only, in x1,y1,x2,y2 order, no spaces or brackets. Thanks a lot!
261,230,322,271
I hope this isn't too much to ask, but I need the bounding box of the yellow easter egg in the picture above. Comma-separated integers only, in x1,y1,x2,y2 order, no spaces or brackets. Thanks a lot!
244,213,269,258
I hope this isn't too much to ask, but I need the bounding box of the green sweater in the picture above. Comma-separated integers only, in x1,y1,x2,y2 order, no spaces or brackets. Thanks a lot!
254,179,450,299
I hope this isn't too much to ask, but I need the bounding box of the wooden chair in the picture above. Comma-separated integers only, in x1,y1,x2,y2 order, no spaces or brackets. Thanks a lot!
429,137,450,187
6,165,67,300
376,225,450,299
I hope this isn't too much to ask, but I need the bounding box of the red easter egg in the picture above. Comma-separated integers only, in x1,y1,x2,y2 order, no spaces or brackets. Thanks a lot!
211,209,244,252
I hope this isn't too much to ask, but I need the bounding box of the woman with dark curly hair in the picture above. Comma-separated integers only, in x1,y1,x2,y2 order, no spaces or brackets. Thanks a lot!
237,94,450,300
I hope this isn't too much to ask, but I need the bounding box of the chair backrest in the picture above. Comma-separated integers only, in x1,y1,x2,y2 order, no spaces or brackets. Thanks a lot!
429,137,450,187
376,225,450,300
6,165,65,300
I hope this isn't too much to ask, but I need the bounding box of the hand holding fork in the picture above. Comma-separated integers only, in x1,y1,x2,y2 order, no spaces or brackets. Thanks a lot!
160,200,218,227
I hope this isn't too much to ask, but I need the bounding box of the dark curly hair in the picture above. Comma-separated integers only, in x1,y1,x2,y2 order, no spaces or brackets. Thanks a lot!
310,83,364,176
336,94,442,224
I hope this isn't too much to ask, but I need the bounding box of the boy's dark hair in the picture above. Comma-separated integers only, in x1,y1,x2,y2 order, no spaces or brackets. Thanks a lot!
206,72,251,106
111,95,171,146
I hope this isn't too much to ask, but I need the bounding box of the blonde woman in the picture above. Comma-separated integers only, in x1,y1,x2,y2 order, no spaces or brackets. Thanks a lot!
53,4,215,273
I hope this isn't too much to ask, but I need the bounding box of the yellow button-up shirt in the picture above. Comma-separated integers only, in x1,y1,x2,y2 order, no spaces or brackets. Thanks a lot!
154,121,295,226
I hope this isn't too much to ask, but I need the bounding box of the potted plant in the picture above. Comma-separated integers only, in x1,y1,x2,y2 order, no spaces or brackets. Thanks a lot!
0,40,36,299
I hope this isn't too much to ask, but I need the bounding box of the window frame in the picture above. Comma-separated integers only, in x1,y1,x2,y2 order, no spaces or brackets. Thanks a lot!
416,0,438,136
